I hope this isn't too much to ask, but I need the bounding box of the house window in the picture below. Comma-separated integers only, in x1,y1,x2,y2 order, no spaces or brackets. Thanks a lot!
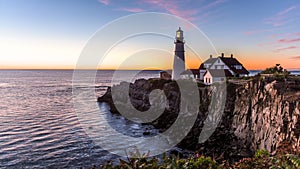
206,77,211,83
235,65,242,69
205,64,211,68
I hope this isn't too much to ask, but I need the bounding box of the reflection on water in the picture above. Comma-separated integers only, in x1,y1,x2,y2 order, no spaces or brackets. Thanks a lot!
0,70,160,168
2,69,298,168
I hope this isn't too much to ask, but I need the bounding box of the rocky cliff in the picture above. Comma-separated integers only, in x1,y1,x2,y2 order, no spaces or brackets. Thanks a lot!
231,77,300,154
97,76,300,160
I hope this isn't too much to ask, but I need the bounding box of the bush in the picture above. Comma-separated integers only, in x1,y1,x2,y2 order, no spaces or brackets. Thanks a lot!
233,150,300,169
254,149,270,158
261,64,290,78
97,149,300,169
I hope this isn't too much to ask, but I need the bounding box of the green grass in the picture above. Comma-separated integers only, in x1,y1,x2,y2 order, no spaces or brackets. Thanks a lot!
93,149,300,169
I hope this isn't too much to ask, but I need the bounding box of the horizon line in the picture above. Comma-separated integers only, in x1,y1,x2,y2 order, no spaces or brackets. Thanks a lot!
1,68,300,71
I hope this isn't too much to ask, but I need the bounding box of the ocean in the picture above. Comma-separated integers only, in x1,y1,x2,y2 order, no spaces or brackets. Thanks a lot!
0,70,160,168
0,69,299,168
248,70,300,76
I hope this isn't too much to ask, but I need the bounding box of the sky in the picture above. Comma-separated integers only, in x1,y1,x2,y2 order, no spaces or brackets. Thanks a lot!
0,0,300,70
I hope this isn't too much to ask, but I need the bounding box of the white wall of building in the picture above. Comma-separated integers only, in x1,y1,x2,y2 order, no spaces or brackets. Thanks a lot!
210,58,229,70
203,71,226,85
180,74,198,80
203,71,213,85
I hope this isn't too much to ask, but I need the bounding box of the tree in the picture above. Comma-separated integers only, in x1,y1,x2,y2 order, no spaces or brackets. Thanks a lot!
261,64,285,74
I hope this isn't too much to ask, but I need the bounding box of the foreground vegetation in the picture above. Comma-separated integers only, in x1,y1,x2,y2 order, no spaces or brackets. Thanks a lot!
92,149,300,169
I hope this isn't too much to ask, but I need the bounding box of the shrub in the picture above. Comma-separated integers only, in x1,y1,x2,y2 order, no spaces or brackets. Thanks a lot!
233,150,300,169
98,150,300,169
254,149,270,158
261,64,290,78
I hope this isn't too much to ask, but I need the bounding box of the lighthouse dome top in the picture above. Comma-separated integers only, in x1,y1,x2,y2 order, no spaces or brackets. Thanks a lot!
176,27,184,42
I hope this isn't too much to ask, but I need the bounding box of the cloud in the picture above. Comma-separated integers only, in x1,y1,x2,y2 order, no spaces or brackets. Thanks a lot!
141,0,198,21
278,38,300,44
270,32,300,38
97,0,228,22
199,0,227,11
258,32,300,53
140,0,228,21
278,6,297,16
289,56,300,60
98,0,110,5
264,5,297,27
293,32,300,36
119,7,145,13
274,46,297,52
285,32,300,37
243,29,275,35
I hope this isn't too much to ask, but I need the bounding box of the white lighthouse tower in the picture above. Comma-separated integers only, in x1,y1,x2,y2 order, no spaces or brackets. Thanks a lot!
172,27,185,80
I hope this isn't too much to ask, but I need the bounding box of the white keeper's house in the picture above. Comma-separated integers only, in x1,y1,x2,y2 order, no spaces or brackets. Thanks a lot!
199,53,249,84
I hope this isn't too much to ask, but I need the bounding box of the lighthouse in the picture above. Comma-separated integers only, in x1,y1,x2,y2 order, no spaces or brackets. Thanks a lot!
172,27,185,80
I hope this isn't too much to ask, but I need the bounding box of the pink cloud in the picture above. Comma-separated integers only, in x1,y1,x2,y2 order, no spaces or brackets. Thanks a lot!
140,0,227,21
98,0,110,5
141,0,198,21
278,6,297,16
120,7,145,13
274,46,298,52
289,32,300,36
268,32,300,39
258,31,300,53
167,8,198,21
278,38,300,44
243,29,275,35
295,33,300,36
194,0,228,23
97,0,228,22
289,56,300,60
264,5,297,27
199,0,227,11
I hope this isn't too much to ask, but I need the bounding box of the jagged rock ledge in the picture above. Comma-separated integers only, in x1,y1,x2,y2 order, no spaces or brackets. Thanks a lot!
97,76,300,161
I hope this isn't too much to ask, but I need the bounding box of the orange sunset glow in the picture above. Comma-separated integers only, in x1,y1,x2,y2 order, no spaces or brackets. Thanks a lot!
1,1,299,70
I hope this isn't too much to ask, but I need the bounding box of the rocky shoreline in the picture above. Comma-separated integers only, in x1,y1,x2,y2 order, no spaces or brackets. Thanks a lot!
97,76,300,161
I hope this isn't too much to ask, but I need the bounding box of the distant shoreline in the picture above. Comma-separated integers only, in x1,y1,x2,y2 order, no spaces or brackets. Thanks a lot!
0,69,300,76
0,68,299,70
